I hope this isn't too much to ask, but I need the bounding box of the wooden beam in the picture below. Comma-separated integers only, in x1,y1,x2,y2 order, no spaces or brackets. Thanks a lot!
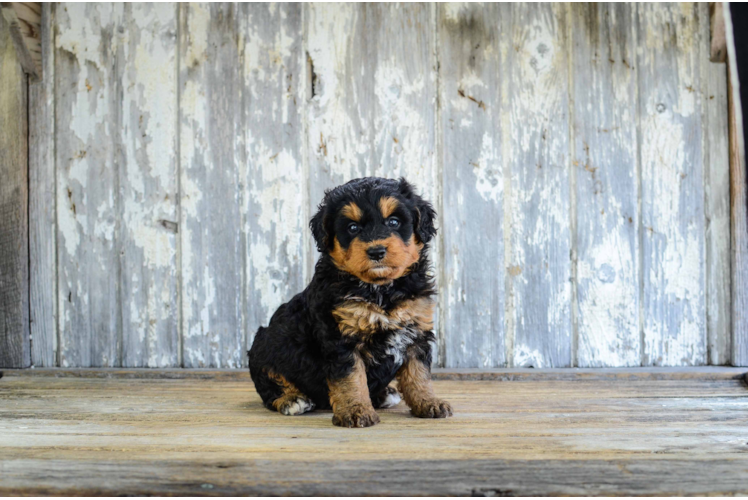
0,2,40,81
0,11,30,368
1,366,746,381
725,5,748,366
710,2,727,63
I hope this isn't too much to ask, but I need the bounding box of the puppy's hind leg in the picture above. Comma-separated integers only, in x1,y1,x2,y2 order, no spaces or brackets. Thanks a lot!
268,370,316,416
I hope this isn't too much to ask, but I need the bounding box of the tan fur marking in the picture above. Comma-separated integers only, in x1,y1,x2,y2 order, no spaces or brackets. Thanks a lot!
329,234,423,284
389,297,434,331
379,196,399,218
340,202,363,222
332,297,434,338
397,351,453,418
330,238,372,281
327,352,380,427
267,370,304,411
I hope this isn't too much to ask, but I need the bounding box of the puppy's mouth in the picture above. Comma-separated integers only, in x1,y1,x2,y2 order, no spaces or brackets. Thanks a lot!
361,264,405,284
367,264,395,277
369,264,391,273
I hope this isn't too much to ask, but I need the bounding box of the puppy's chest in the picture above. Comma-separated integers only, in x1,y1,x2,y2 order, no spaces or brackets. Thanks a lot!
332,297,434,348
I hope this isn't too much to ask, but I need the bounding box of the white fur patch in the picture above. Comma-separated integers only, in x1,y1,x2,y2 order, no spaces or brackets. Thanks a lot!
379,390,401,409
280,397,315,416
385,327,419,365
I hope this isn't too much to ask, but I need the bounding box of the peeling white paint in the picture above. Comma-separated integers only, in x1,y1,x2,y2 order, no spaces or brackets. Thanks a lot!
473,133,502,203
639,3,706,366
184,3,209,68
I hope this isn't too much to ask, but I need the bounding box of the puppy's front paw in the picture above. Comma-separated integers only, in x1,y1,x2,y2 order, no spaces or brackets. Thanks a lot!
411,398,453,418
332,404,380,428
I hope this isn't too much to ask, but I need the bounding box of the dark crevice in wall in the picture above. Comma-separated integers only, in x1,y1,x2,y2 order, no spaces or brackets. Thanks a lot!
306,51,317,99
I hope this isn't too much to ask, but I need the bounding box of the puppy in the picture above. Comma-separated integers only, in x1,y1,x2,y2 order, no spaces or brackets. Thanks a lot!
248,177,452,428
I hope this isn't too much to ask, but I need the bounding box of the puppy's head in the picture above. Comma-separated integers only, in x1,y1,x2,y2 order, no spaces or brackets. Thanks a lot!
310,177,436,284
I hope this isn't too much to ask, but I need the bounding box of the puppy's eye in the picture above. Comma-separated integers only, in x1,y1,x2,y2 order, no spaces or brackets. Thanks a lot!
348,223,361,235
386,217,401,229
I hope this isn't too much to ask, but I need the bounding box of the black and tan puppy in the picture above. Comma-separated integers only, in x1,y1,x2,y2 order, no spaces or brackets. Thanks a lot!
248,177,452,427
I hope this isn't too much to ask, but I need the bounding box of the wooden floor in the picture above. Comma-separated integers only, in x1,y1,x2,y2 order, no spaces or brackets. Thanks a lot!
1,368,747,496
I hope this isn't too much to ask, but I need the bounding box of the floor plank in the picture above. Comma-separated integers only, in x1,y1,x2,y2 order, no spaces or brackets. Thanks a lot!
1,372,747,495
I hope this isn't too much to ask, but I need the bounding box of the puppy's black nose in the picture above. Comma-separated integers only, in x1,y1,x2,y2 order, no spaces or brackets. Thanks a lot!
366,245,387,261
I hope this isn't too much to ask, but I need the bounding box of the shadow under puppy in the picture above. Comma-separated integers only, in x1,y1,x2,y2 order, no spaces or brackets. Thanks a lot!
248,177,452,427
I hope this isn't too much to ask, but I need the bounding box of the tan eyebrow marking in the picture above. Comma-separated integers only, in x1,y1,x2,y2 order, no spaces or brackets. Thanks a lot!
341,202,362,222
379,196,399,218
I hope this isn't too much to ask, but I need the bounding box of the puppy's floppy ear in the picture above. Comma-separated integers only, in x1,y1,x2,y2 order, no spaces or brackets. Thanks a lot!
398,178,436,244
310,199,334,252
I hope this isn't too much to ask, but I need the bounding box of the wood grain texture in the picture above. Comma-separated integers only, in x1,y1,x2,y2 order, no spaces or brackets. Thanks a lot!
28,2,55,367
637,3,707,366
179,3,245,368
570,4,640,367
0,2,41,80
2,458,748,497
119,4,179,367
1,374,747,495
0,12,30,368
240,4,306,364
709,2,727,63
504,3,572,368
55,4,121,367
702,3,731,366
438,4,505,368
729,83,748,366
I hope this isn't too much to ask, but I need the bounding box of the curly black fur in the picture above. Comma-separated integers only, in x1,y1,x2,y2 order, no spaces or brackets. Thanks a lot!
248,177,443,424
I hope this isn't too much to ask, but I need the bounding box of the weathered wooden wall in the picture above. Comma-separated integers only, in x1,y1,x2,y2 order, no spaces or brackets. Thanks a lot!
27,2,734,368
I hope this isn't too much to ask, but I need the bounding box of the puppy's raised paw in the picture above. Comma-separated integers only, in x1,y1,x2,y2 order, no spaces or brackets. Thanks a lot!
332,404,380,428
411,398,453,419
372,385,401,409
379,385,402,409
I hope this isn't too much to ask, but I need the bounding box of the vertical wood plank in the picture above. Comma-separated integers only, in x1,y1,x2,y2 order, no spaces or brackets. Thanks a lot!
725,5,748,366
438,3,505,368
119,3,179,367
179,3,244,368
638,3,707,366
305,3,437,231
504,3,572,368
702,3,731,365
0,12,30,368
729,72,748,365
570,3,640,367
29,2,56,367
240,4,306,363
55,3,121,367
